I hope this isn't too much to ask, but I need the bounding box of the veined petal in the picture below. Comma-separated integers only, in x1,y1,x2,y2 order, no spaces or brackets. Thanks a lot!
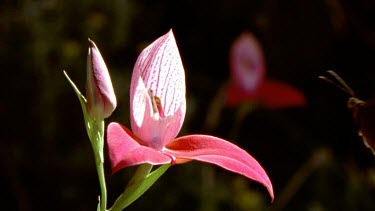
230,32,265,94
130,30,186,146
107,122,171,174
258,79,306,109
130,74,186,150
130,77,160,148
164,135,274,199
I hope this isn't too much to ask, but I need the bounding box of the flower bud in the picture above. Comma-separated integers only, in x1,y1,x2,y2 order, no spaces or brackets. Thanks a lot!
86,38,117,119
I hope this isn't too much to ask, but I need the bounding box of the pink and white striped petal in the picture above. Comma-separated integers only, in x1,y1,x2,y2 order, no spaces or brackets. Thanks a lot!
130,30,186,148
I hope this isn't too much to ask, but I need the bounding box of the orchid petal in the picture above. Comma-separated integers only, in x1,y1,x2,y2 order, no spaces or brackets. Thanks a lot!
130,30,186,147
164,135,274,199
107,122,171,174
258,79,306,109
230,32,265,94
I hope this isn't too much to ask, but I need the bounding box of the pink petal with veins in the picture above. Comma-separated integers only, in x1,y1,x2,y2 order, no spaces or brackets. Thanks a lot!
130,30,186,148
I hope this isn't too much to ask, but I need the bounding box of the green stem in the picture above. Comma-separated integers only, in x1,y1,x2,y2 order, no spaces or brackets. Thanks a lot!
64,71,108,211
92,120,107,211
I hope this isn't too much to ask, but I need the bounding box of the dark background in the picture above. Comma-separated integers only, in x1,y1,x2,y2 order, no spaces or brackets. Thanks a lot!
1,0,375,210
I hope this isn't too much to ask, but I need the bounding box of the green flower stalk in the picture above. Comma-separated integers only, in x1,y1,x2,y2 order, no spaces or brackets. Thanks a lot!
85,38,116,211
64,38,117,211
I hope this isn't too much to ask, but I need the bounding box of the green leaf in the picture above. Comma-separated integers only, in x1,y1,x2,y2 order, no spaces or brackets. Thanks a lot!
109,164,170,211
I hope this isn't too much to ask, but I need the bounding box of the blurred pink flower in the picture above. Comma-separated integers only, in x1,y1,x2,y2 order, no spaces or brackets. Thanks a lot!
227,32,305,108
106,30,274,199
86,39,117,119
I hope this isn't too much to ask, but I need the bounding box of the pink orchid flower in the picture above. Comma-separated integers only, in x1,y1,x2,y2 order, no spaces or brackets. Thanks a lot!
226,32,305,108
107,30,274,199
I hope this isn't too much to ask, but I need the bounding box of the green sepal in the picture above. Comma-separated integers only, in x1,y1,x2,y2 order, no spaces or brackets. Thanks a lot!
109,164,170,211
63,71,87,119
64,71,96,143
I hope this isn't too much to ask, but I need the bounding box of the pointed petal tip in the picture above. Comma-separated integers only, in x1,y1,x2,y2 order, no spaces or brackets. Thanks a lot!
165,29,177,43
87,38,96,49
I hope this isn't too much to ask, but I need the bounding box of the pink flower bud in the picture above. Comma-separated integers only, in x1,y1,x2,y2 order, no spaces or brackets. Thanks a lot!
86,39,117,119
